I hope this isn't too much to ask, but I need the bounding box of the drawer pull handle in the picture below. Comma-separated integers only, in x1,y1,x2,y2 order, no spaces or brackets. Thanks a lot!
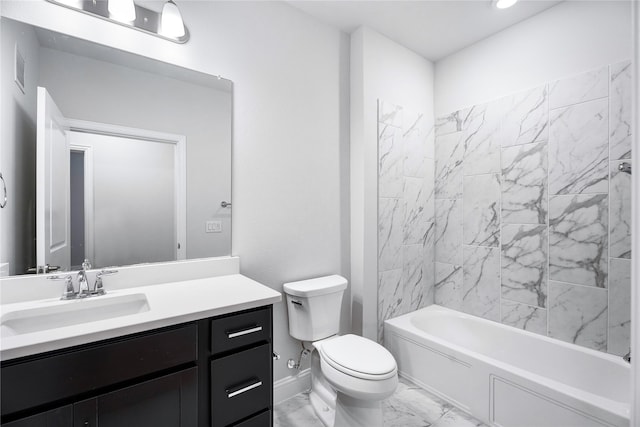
227,380,263,398
227,326,263,339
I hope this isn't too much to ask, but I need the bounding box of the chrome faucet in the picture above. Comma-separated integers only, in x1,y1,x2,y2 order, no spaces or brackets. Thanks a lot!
48,260,118,300
76,259,92,297
623,350,631,363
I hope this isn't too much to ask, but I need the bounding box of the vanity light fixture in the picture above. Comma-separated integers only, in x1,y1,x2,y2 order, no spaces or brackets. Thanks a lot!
46,0,190,44
108,0,136,23
161,0,186,38
494,0,518,9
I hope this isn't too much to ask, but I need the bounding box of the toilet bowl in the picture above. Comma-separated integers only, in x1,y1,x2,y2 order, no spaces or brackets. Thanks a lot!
283,276,398,427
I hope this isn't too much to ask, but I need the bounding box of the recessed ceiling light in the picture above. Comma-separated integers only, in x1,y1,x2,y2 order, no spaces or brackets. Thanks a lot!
494,0,518,9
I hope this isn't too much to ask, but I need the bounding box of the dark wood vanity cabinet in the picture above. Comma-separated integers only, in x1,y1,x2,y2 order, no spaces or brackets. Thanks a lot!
1,305,273,427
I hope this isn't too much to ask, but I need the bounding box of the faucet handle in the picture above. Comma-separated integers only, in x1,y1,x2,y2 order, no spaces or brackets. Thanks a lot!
94,269,118,295
48,275,76,300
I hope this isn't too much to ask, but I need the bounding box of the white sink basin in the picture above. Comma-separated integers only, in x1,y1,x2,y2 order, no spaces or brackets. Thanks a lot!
0,293,150,337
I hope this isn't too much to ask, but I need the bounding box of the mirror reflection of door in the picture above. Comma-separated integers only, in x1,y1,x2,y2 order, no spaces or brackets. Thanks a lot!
37,87,187,272
36,87,71,272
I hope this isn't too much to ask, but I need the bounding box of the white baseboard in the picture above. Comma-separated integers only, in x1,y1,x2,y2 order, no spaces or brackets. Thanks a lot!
274,368,311,405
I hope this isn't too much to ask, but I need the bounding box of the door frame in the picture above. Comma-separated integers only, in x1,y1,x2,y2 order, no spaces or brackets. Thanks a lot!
67,119,187,261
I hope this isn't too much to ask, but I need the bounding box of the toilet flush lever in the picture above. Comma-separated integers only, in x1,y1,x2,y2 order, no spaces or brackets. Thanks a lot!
291,300,303,306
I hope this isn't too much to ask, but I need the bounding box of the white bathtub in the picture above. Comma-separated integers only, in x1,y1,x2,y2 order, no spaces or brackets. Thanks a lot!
384,305,630,427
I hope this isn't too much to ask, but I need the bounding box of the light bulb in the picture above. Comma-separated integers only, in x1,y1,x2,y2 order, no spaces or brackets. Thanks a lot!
161,0,186,38
108,0,136,22
495,0,518,9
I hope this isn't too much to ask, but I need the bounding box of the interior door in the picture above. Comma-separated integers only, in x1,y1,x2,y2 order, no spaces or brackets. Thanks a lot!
36,87,70,272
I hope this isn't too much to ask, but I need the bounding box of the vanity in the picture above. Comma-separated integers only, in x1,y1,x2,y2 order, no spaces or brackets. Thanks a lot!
0,258,282,427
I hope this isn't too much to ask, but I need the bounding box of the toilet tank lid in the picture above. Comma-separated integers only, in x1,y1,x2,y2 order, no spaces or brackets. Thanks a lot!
283,275,347,297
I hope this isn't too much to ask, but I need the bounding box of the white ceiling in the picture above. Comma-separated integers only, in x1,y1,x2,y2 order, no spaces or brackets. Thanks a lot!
287,0,564,61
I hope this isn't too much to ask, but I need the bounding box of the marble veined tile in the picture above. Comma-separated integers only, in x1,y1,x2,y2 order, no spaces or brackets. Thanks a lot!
502,85,549,147
403,177,427,245
610,160,631,259
435,132,464,199
435,199,462,265
379,123,404,198
435,110,464,136
403,110,427,178
610,60,632,160
435,262,462,311
463,174,500,247
404,244,426,312
462,246,500,321
379,198,404,272
424,157,435,222
549,194,608,288
549,98,608,195
548,281,607,351
378,99,403,127
608,258,631,356
549,65,608,109
423,222,436,308
501,300,547,335
378,268,403,343
463,100,502,175
384,379,453,426
501,224,548,308
501,141,548,224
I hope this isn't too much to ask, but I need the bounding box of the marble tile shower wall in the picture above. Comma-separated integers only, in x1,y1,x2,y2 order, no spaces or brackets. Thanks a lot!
378,100,435,343
433,60,632,355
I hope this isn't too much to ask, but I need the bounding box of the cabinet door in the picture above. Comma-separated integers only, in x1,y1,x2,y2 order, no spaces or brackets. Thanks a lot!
3,405,72,427
74,368,197,427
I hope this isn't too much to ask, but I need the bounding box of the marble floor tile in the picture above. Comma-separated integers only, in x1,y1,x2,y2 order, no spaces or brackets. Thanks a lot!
274,377,488,427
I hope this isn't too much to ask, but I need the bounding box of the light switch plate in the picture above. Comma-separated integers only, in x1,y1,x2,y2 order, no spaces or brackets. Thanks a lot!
206,220,222,233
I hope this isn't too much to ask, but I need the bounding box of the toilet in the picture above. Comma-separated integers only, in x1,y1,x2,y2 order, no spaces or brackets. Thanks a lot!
283,275,398,427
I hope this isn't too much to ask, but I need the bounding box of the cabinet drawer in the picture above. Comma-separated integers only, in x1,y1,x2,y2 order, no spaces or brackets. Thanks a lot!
233,410,271,427
211,307,271,355
211,343,271,427
1,323,197,417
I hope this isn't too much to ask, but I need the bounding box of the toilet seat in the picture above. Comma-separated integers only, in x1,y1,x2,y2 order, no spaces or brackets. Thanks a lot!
316,334,397,381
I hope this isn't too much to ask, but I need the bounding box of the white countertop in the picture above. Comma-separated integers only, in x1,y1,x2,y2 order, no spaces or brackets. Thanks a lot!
0,274,282,361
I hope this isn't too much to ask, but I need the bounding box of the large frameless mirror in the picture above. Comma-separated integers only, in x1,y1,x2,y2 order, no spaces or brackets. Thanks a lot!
0,17,232,276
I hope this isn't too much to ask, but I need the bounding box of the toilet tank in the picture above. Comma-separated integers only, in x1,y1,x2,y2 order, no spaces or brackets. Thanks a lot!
283,275,347,342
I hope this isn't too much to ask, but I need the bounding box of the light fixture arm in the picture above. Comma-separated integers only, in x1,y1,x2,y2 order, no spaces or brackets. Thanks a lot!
45,0,190,44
